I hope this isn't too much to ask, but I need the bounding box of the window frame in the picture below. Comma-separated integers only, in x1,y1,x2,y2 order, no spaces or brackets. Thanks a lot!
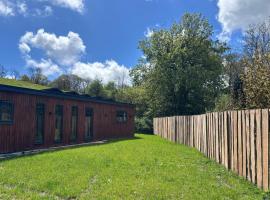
85,107,93,141
54,104,63,143
70,106,78,142
116,110,128,123
35,103,45,145
0,100,14,125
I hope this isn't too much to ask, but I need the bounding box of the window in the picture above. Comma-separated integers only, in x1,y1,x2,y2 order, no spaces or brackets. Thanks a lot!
116,111,128,123
35,103,45,144
70,106,78,142
85,108,93,141
55,105,63,143
0,101,14,124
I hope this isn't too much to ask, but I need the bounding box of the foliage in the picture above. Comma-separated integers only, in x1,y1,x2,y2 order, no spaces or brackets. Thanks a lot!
103,82,118,100
0,134,265,199
238,19,270,109
116,86,152,132
214,93,232,112
242,55,270,108
19,74,31,82
132,13,227,118
86,79,105,97
0,65,7,78
28,67,49,86
49,74,87,92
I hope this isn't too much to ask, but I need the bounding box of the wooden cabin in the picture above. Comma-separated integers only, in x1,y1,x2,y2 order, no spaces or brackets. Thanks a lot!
0,84,135,154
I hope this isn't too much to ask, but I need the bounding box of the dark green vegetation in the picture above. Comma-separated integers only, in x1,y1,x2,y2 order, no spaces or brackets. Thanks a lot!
131,13,227,117
0,134,266,200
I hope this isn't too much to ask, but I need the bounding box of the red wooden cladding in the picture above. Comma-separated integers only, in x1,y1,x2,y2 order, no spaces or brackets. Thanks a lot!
0,91,135,154
154,108,270,191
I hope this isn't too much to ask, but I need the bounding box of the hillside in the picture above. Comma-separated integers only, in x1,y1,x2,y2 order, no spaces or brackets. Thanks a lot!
0,78,49,90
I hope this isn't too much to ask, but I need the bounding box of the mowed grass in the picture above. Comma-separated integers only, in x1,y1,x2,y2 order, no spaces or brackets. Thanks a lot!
0,134,267,200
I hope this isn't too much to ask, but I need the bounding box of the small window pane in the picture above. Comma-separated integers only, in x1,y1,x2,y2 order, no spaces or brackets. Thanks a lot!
55,105,63,143
36,104,45,144
116,111,128,123
85,108,93,141
70,106,78,142
0,101,13,124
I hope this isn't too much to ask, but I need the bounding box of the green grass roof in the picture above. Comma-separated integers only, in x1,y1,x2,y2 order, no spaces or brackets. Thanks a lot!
0,78,49,90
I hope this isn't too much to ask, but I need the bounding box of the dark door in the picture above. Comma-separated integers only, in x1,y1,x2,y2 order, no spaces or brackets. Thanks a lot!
85,108,93,141
70,106,78,142
35,103,45,144
55,105,63,143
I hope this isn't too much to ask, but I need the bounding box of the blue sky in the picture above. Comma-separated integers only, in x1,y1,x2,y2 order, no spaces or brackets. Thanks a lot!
0,0,268,83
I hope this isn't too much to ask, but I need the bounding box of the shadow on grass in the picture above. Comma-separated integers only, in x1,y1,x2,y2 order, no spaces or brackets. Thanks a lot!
0,135,143,162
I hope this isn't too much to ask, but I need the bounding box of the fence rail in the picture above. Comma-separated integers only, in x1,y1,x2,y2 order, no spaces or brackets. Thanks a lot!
153,109,270,191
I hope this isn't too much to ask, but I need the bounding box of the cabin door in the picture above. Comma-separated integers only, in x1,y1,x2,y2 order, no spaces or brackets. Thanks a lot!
85,108,93,141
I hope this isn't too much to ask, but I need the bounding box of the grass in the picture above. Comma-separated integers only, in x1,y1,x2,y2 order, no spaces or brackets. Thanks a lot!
0,78,49,90
0,134,267,200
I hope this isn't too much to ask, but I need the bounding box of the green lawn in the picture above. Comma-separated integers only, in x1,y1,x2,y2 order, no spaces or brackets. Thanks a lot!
0,134,267,200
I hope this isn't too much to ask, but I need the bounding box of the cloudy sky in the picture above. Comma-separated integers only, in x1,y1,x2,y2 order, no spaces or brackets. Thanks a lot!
0,0,269,84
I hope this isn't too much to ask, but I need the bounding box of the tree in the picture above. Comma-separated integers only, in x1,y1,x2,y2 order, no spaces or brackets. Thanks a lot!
50,74,88,92
29,67,49,86
240,19,270,108
10,70,20,80
86,79,105,97
242,55,270,108
116,86,151,132
104,82,118,99
20,74,31,82
243,19,270,64
132,13,227,117
0,65,7,78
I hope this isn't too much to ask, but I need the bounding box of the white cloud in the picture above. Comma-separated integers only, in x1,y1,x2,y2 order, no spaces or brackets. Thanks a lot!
26,58,61,76
17,1,27,16
18,29,131,84
217,0,270,41
71,60,131,85
0,0,84,17
0,0,14,16
34,6,53,17
19,29,86,66
144,27,154,38
50,0,84,13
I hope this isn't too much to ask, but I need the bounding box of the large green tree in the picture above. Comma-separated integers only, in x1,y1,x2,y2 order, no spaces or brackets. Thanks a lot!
132,13,227,117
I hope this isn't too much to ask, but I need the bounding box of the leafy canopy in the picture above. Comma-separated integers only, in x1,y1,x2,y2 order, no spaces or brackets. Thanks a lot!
131,13,227,117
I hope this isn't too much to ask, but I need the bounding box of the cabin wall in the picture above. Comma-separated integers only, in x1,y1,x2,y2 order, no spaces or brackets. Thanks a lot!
0,91,135,154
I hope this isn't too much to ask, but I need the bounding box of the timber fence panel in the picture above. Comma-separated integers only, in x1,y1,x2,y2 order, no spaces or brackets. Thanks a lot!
153,108,270,191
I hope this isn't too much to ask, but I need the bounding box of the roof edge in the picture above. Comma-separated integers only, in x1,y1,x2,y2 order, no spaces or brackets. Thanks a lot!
0,84,134,107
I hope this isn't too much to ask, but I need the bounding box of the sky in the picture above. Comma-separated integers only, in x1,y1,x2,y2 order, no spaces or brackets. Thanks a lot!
0,0,269,84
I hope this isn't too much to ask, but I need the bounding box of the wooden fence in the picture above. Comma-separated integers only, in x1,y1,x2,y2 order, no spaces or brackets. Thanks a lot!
153,109,270,191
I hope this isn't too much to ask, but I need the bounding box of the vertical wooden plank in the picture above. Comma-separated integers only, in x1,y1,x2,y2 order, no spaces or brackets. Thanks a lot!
224,111,228,169
262,109,269,190
233,111,238,173
221,112,225,165
246,110,251,181
250,110,256,183
230,111,234,169
242,110,247,178
238,111,243,176
256,109,262,188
